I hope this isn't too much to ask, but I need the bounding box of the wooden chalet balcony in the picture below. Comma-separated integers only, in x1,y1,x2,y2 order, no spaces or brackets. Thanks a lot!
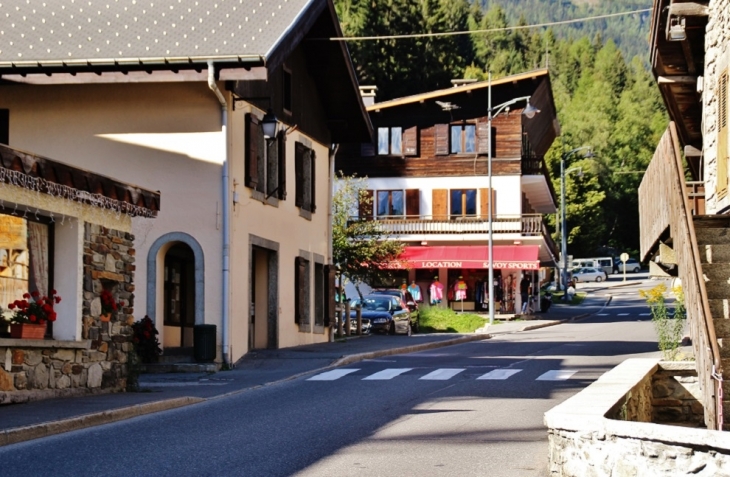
351,214,558,255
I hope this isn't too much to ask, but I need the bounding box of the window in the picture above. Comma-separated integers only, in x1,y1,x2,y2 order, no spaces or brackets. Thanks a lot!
450,124,476,154
450,189,477,218
283,68,292,115
295,142,316,213
0,213,53,335
377,127,402,155
377,190,405,217
245,113,286,201
294,256,310,328
314,262,324,328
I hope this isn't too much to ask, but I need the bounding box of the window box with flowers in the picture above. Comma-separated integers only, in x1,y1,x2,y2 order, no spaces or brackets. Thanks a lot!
100,289,124,322
7,290,61,339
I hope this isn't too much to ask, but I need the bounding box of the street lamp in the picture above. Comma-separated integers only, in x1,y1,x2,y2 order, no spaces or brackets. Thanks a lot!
487,72,541,325
560,146,593,299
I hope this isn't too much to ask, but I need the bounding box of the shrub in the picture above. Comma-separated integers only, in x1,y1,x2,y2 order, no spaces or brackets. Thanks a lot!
640,283,686,360
131,315,162,364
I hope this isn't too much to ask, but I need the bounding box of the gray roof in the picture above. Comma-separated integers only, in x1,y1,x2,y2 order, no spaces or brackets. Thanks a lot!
0,0,315,68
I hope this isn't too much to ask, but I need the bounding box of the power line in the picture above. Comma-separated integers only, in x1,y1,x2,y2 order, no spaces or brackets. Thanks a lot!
329,8,653,42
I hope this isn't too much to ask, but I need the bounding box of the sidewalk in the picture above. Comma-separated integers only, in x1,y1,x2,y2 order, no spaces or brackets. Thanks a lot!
0,295,608,447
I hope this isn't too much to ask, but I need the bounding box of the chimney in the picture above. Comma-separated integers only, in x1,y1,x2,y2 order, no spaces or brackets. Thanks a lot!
450,78,478,88
359,85,378,107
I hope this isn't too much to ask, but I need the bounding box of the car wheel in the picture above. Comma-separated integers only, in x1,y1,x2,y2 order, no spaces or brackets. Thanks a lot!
406,323,412,336
633,267,640,273
596,276,602,282
388,322,396,335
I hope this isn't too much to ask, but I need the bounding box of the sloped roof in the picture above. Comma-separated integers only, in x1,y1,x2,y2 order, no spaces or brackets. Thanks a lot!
0,0,316,69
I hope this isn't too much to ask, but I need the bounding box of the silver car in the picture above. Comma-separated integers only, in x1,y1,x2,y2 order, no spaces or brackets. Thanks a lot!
572,267,607,283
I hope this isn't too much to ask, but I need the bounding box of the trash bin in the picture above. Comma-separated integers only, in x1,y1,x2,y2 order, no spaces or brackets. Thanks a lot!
193,324,216,362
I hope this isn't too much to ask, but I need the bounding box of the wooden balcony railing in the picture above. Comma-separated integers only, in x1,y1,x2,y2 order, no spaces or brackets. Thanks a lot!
639,122,721,429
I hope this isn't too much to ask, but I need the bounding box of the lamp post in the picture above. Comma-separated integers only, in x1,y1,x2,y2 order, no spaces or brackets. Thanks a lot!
559,146,592,298
487,73,540,325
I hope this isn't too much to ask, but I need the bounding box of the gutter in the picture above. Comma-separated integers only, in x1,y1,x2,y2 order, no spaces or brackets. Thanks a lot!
207,61,231,366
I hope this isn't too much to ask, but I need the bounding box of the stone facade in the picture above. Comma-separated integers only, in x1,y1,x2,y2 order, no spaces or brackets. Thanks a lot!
546,359,730,477
0,223,135,403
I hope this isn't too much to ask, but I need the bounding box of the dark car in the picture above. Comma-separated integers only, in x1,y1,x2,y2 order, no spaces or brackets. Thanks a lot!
350,294,415,335
371,288,420,331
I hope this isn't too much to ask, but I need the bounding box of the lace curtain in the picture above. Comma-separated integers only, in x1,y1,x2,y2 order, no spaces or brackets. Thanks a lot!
27,221,48,297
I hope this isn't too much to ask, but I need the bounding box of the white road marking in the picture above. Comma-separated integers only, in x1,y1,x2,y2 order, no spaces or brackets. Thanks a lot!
617,313,630,316
640,313,651,316
419,368,465,380
597,313,610,316
477,369,523,380
363,368,413,380
536,370,578,381
307,369,360,381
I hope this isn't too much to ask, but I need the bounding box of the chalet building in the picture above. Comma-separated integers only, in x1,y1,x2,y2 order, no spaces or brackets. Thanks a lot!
336,70,560,314
640,0,730,429
0,0,371,377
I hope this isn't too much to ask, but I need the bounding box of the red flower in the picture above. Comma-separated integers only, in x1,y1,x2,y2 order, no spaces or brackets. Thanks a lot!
31,290,40,298
22,293,30,299
48,311,57,322
8,303,15,310
29,315,36,322
55,296,62,304
52,289,57,295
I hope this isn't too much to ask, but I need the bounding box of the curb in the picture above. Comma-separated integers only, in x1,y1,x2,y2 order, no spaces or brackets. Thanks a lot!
0,396,203,447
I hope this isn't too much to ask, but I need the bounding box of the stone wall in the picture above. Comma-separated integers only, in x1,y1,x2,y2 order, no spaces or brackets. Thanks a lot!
545,359,730,477
0,223,135,403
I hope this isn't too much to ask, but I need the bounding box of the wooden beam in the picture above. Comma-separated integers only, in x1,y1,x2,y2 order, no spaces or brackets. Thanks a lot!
658,75,697,84
685,145,702,157
669,2,709,17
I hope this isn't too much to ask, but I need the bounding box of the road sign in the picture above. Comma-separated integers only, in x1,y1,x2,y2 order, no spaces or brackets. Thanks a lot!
620,252,629,262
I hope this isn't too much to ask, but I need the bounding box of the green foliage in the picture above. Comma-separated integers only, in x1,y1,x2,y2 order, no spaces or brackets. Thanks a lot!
639,284,687,361
332,173,404,296
418,306,486,333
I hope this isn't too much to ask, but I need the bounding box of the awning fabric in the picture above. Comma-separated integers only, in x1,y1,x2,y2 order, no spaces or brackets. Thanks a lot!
392,245,540,270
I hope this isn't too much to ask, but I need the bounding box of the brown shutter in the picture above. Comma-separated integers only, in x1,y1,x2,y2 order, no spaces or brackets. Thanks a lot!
432,189,447,220
324,264,336,327
403,126,418,156
295,142,305,207
719,71,728,200
266,133,278,197
278,131,287,200
478,121,490,154
405,189,420,219
245,114,259,188
434,124,449,155
359,189,374,220
480,188,497,218
295,257,306,324
310,149,316,212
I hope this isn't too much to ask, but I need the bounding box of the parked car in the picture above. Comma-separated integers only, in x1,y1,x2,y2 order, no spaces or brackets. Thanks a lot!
571,267,607,283
371,289,419,327
350,294,415,335
613,258,641,274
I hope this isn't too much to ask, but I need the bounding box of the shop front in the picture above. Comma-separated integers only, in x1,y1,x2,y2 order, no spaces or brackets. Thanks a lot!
394,245,543,314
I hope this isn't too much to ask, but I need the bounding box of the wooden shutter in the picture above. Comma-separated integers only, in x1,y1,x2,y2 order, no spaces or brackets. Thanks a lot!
310,149,316,212
480,188,497,218
434,124,449,155
359,189,374,220
432,189,448,220
361,143,375,157
277,131,287,200
266,133,278,197
245,114,260,188
295,142,305,207
324,264,336,327
478,121,491,154
719,71,729,200
295,257,306,324
403,126,418,156
405,189,420,219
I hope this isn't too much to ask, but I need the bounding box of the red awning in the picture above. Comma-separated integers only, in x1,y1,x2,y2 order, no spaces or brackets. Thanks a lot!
392,245,540,270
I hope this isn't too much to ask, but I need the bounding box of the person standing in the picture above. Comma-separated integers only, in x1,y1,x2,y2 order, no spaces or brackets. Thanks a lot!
520,274,531,314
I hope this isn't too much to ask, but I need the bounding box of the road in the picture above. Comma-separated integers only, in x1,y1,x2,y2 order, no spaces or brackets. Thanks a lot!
0,280,662,477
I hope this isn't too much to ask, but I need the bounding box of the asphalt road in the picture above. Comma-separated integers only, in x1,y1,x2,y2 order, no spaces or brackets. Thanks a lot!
0,281,661,477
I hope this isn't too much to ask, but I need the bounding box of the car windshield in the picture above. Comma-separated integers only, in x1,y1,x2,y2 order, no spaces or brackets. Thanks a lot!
354,297,391,311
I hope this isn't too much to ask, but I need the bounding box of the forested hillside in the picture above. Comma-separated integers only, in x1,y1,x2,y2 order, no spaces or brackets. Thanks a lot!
334,0,666,259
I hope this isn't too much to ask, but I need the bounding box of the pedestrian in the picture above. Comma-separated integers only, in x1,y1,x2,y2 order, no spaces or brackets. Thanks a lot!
520,274,531,314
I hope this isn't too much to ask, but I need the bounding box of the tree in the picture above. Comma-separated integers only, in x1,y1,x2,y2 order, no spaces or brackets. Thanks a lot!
332,174,405,298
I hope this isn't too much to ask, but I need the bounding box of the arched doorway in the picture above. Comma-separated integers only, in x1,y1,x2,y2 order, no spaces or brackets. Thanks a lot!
163,243,195,348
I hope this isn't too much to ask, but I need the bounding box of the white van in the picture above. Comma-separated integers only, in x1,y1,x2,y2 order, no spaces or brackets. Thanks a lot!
572,257,613,275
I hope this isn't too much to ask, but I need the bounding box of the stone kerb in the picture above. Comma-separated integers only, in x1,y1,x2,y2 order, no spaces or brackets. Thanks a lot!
545,359,730,476
0,223,136,403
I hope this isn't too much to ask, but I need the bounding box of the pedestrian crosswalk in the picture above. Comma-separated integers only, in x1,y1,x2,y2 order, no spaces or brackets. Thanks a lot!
306,367,580,382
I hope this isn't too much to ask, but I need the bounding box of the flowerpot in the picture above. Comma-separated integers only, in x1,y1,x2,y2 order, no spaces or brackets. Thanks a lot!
10,323,47,340
100,313,112,322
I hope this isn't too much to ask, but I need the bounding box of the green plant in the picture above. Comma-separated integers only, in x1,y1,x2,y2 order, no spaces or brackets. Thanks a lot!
418,307,486,334
100,289,124,315
7,290,61,325
639,283,686,360
131,316,162,364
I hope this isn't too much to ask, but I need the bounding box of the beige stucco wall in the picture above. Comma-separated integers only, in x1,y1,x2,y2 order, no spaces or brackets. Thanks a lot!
1,80,332,363
704,0,730,214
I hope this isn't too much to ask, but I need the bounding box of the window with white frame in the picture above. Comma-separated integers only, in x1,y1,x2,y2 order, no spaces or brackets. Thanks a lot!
376,190,405,218
377,127,403,155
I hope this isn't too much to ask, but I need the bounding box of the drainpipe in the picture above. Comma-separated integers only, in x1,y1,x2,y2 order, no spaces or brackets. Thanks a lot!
328,144,339,343
208,61,231,366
